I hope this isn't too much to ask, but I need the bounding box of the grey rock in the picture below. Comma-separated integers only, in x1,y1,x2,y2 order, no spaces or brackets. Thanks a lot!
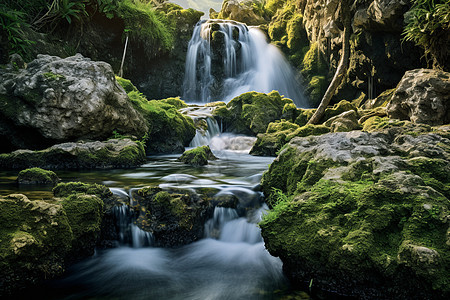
0,54,148,152
387,69,450,126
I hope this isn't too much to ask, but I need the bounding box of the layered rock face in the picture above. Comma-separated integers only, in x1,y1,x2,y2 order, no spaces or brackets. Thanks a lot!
387,69,450,126
0,54,148,153
259,125,450,298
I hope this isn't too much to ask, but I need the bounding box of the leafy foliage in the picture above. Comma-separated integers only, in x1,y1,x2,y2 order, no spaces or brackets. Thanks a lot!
403,0,450,69
0,6,35,59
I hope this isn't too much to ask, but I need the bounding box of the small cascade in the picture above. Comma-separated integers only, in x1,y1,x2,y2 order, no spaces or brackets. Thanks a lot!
183,19,307,106
204,207,239,238
110,189,154,248
181,106,222,147
190,117,221,147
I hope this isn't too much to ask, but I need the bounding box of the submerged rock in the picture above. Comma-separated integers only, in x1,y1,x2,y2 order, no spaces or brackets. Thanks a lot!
133,187,212,247
259,127,450,298
0,54,148,153
178,146,217,166
387,69,450,126
0,138,146,170
16,167,60,185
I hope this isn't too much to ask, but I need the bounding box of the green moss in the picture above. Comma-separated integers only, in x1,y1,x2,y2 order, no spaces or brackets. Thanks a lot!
0,194,73,292
127,89,195,153
294,108,315,126
306,75,327,107
260,176,449,293
321,100,357,123
115,76,138,93
17,167,60,185
178,146,217,166
43,72,65,81
407,157,450,199
251,121,329,157
302,42,326,76
61,193,104,255
160,97,188,109
53,182,113,200
116,0,173,58
213,91,293,135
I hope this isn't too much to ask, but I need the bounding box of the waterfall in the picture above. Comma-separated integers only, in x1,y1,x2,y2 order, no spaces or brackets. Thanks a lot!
183,19,307,106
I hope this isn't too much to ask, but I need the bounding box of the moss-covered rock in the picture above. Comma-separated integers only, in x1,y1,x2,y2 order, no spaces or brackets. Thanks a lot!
16,167,60,185
60,194,104,259
0,139,146,170
324,110,360,132
178,146,217,166
122,81,195,154
0,194,73,295
321,100,357,123
213,91,295,135
250,121,330,156
134,187,212,247
259,129,450,298
53,182,120,250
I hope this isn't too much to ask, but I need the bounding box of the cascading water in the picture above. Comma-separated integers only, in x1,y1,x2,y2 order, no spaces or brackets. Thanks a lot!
183,19,307,106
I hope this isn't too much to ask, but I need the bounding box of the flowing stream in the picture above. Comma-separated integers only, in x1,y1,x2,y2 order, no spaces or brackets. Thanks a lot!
182,19,307,106
1,119,294,299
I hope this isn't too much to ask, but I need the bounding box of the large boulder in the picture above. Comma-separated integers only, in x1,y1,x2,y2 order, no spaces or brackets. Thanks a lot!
259,125,450,298
0,54,148,153
387,69,450,126
0,138,146,170
16,168,60,185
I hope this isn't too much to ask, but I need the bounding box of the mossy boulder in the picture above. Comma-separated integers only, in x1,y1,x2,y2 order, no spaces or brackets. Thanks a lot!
0,194,73,295
0,139,146,170
16,168,60,185
60,194,104,259
321,100,357,123
250,121,330,157
119,79,195,154
259,129,450,298
323,110,360,132
178,146,217,166
53,182,121,249
133,187,212,247
213,91,296,135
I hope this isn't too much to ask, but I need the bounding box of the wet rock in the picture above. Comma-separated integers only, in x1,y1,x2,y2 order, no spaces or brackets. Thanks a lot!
16,167,60,185
178,146,217,166
0,194,73,295
0,138,146,170
387,69,450,126
0,54,148,153
134,187,212,247
259,126,450,298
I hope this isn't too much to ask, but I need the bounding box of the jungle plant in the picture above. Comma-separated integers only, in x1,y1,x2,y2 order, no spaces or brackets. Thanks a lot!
0,6,34,60
34,0,90,29
403,0,450,70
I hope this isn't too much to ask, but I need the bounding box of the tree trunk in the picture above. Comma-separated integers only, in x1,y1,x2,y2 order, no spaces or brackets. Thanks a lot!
307,2,352,125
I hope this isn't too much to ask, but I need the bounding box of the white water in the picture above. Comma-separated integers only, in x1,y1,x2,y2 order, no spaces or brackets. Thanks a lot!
183,19,307,106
